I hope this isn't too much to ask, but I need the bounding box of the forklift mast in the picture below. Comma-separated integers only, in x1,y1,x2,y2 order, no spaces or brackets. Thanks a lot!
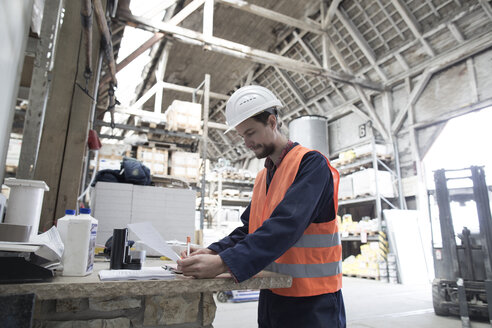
431,166,492,321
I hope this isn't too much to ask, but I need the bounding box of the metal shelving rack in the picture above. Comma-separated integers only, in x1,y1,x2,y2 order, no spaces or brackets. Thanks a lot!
337,127,403,233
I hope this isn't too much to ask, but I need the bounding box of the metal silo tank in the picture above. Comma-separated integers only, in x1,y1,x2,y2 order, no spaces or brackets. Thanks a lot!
288,115,329,156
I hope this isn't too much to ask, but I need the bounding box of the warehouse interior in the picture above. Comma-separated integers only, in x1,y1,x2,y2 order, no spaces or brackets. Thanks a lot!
1,0,492,327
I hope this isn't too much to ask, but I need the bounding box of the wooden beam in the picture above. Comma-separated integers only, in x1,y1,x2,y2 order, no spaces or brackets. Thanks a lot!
95,120,201,139
410,97,492,131
466,58,478,104
387,30,492,87
130,83,160,111
121,13,385,91
479,0,492,21
168,0,206,25
358,4,480,80
299,27,389,139
391,70,432,133
161,81,229,100
325,0,343,28
154,42,173,114
447,22,465,42
206,121,228,130
394,52,409,71
34,0,102,230
203,0,214,38
94,0,117,85
391,0,435,57
354,86,389,140
216,0,325,34
100,33,164,86
300,30,492,129
100,0,206,87
335,7,388,81
320,0,339,69
274,67,313,115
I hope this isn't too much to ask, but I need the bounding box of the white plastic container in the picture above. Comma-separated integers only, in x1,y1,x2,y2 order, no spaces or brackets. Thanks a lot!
57,208,98,276
3,178,49,240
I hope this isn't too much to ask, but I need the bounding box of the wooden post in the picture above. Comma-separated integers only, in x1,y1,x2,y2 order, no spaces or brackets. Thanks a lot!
34,0,103,230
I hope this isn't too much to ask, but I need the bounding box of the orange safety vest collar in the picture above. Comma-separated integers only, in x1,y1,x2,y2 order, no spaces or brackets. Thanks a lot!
249,145,342,297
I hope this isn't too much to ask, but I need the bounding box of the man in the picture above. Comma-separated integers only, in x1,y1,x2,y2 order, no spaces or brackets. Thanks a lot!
177,85,346,328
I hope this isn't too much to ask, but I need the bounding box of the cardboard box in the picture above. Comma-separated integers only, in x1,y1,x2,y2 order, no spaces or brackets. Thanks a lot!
169,151,200,181
338,175,354,200
137,146,168,176
353,144,391,158
352,168,395,198
165,100,202,133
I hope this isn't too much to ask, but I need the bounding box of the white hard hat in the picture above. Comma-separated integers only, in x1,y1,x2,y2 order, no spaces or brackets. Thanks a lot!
225,85,283,133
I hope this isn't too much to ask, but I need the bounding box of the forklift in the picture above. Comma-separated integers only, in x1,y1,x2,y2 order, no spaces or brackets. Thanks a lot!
430,166,492,325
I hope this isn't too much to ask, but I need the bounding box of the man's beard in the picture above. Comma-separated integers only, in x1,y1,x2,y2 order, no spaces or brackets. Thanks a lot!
252,143,275,159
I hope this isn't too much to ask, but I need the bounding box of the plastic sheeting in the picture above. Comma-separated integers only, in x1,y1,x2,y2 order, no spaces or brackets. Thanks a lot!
384,209,434,284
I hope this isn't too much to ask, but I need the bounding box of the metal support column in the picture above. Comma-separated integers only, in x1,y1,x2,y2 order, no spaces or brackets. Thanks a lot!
392,138,407,209
200,74,211,231
371,127,383,231
17,0,63,179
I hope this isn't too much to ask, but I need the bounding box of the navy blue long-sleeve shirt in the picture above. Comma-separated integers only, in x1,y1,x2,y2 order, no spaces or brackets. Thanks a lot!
208,144,336,283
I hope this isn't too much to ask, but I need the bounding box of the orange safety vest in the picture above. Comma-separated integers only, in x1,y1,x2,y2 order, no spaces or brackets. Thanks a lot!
249,145,342,297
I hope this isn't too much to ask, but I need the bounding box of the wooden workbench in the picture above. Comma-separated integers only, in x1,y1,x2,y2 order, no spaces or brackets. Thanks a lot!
0,259,292,328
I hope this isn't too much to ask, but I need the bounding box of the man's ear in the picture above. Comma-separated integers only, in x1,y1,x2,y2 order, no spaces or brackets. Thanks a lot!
268,114,277,130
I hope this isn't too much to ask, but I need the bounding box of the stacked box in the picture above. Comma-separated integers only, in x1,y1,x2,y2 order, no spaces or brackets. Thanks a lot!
338,175,354,199
165,100,202,133
342,242,380,278
96,143,132,170
352,144,391,158
170,151,200,181
352,168,395,198
137,146,168,176
6,138,21,167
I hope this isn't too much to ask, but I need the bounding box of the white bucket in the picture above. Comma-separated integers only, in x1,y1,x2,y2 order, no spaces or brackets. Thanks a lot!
3,178,49,240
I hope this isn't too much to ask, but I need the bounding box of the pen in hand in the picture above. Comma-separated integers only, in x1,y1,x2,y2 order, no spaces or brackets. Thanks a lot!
186,236,191,257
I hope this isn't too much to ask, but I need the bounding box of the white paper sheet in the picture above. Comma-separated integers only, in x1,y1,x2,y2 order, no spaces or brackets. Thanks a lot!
127,222,181,262
99,266,175,281
0,226,64,266
30,226,64,260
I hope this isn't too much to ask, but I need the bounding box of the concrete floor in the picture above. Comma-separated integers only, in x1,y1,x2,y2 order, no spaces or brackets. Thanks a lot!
212,277,490,328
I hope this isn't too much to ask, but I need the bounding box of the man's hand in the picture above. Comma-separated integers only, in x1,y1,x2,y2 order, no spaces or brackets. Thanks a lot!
180,246,217,259
177,254,228,279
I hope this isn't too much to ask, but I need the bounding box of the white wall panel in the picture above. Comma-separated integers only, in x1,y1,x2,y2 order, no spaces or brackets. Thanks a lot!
414,62,473,123
0,0,33,183
475,50,492,102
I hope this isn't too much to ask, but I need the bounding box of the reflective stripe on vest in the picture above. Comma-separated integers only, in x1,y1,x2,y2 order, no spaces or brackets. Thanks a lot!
249,145,342,297
265,261,342,278
293,233,341,248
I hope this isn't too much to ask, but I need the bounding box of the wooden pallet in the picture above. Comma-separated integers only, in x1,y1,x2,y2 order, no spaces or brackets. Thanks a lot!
173,126,202,135
343,273,380,280
5,165,16,173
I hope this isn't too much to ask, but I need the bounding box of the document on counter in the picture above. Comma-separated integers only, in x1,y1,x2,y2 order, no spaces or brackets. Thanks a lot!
127,222,181,262
98,267,175,281
0,226,64,269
